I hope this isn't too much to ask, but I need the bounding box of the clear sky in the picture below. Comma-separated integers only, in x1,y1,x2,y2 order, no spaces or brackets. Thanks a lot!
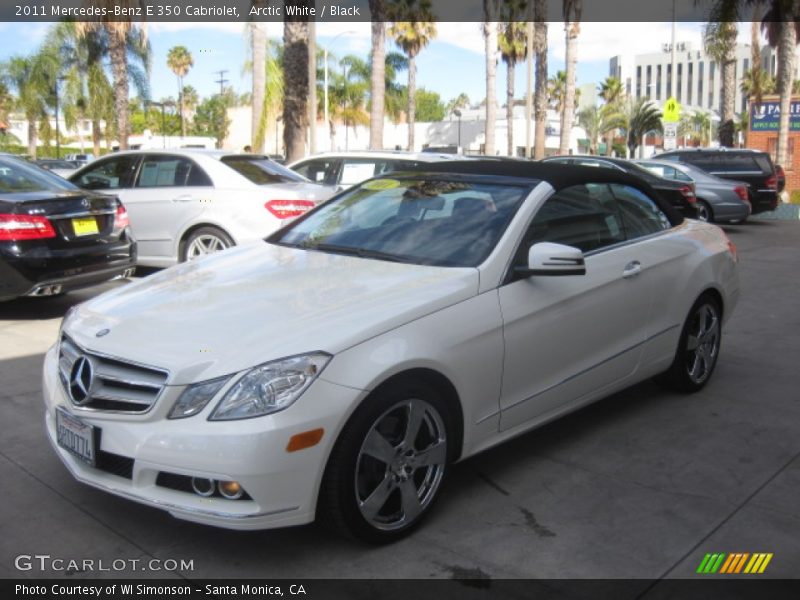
0,21,759,109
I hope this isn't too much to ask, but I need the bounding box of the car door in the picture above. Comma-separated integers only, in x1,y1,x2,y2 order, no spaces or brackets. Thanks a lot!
70,154,141,195
498,183,654,431
120,154,213,261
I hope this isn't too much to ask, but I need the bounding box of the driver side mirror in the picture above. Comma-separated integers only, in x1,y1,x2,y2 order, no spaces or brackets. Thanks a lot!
515,242,586,277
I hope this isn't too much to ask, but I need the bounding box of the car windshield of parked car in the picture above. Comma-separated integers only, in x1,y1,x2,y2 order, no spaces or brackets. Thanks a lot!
271,177,533,267
221,155,310,184
0,156,79,193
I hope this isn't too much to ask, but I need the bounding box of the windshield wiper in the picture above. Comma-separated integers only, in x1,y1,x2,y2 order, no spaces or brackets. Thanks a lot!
305,242,417,264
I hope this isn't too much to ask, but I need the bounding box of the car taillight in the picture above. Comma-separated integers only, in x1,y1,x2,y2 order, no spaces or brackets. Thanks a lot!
265,199,316,219
734,185,749,201
0,213,56,241
113,203,130,230
766,175,777,189
679,185,696,204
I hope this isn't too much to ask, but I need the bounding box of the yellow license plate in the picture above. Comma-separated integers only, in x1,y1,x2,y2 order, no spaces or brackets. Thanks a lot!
72,217,99,236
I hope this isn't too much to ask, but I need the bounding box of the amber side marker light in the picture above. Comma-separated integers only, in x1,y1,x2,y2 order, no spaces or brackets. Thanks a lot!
286,428,325,452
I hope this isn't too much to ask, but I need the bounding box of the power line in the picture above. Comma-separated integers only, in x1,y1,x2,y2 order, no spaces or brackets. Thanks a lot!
213,69,229,97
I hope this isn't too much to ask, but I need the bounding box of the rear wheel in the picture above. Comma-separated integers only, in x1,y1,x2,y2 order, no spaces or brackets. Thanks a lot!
319,382,450,543
181,226,234,262
657,294,722,393
695,200,713,222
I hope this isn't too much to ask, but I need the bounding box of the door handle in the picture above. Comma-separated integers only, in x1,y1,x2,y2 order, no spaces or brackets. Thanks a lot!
171,194,194,203
622,261,642,279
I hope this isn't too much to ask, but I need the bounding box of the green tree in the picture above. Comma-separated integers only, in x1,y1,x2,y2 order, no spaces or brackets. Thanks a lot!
414,88,445,121
388,0,437,150
624,98,662,157
704,8,738,147
498,13,528,156
445,93,470,114
76,7,151,151
167,45,193,138
598,75,624,155
192,91,235,147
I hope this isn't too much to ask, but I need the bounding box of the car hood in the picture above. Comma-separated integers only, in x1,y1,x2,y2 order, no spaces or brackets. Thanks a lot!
64,243,479,384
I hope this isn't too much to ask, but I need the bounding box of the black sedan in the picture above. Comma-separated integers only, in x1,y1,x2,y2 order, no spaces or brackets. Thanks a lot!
541,155,699,218
0,155,136,302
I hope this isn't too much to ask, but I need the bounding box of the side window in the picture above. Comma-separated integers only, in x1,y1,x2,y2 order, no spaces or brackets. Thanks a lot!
73,156,140,190
339,160,381,187
682,153,719,171
135,155,211,188
293,159,336,184
522,183,626,255
610,184,671,239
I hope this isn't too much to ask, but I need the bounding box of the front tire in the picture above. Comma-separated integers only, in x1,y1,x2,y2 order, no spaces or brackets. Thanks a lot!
181,226,234,262
657,294,722,393
319,382,451,543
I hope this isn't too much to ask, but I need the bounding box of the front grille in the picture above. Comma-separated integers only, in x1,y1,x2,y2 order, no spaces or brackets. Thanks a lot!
58,335,169,414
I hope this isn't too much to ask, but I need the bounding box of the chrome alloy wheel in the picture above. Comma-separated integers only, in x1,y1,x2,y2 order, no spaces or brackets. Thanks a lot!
355,398,447,531
695,201,712,222
685,302,720,385
186,234,230,260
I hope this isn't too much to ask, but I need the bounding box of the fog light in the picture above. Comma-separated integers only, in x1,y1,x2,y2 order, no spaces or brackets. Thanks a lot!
218,480,244,500
191,477,215,497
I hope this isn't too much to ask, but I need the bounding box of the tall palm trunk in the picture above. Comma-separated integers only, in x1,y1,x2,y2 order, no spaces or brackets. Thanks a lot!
484,21,497,155
533,0,547,159
525,20,533,157
368,6,386,150
776,22,796,168
407,54,417,150
559,21,579,155
251,23,267,152
283,19,309,163
27,117,37,158
506,60,515,156
107,30,129,151
308,20,317,154
92,118,101,157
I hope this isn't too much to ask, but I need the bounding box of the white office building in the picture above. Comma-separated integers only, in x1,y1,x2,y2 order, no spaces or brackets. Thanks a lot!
610,41,753,116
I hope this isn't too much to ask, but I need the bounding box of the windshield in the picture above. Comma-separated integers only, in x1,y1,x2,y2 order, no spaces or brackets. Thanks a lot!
270,177,532,267
0,156,80,193
221,155,310,184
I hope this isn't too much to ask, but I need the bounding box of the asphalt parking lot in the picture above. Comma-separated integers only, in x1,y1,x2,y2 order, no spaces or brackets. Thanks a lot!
1,220,798,583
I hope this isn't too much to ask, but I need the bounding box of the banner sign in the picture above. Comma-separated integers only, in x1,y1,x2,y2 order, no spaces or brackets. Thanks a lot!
750,101,800,131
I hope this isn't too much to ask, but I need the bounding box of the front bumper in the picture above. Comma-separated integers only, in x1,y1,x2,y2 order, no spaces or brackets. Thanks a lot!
42,345,362,530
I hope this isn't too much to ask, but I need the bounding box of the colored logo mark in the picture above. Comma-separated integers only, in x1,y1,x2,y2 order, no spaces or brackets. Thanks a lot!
696,553,773,574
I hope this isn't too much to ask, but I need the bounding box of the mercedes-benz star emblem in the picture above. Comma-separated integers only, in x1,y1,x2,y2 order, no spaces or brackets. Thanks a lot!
68,356,94,405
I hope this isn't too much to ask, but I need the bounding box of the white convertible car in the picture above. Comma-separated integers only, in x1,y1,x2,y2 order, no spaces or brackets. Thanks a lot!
44,161,739,542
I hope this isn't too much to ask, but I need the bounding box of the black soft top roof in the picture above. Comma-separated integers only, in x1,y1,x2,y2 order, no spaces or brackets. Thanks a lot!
403,159,684,226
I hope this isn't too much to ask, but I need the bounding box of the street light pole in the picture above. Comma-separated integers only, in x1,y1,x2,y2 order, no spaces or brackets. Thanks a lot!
453,109,462,150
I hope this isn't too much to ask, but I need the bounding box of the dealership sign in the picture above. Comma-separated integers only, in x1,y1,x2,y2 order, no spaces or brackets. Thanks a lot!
750,100,800,131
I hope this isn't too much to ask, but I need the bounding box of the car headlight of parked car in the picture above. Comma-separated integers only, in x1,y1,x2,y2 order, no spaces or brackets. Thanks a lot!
169,377,231,419
200,353,331,421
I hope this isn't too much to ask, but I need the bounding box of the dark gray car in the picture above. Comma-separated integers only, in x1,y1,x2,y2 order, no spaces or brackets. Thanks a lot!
634,159,751,223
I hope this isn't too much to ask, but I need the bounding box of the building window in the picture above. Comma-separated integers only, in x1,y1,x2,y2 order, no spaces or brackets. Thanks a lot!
698,61,704,106
636,65,642,98
646,65,652,99
767,137,795,168
677,63,683,103
656,65,662,100
687,62,693,105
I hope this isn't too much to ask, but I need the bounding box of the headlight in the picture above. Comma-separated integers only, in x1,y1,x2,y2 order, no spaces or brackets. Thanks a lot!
209,353,331,421
169,377,231,419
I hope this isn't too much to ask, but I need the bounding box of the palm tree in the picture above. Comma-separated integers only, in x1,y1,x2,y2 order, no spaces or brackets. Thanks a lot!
741,68,776,103
283,18,309,162
328,56,371,148
533,0,548,159
445,93,470,114
167,46,193,138
368,0,387,150
690,110,712,146
704,12,738,147
76,9,150,151
548,70,567,115
388,0,437,151
249,12,267,153
577,106,601,154
624,98,662,157
498,15,528,156
760,3,800,169
483,0,501,155
598,75,624,155
559,0,582,155
2,51,58,158
384,51,409,124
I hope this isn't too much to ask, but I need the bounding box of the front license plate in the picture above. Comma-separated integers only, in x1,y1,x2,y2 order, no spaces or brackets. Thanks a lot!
56,407,97,467
72,217,99,236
